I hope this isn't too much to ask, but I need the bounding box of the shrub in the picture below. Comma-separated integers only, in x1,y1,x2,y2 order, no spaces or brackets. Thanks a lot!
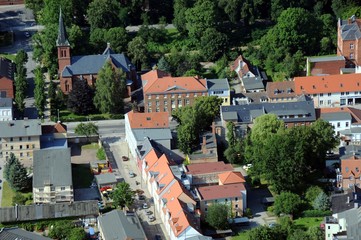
302,210,332,217
267,205,275,213
244,208,253,218
96,147,106,160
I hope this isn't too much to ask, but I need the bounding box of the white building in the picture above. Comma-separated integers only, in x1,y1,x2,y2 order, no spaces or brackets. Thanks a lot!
320,112,352,135
0,98,12,121
325,207,361,240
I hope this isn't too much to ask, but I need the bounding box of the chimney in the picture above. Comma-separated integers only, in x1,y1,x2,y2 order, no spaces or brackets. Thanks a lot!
347,196,350,204
107,42,110,48
354,202,359,209
212,122,215,135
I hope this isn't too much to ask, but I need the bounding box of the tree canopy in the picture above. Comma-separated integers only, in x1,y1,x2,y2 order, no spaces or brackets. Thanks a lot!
74,122,98,138
274,192,302,216
67,79,95,115
111,182,134,208
205,203,230,230
4,153,29,191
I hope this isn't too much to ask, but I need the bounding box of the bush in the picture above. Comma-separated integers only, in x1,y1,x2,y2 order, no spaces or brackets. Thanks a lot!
302,210,332,217
96,147,106,160
267,205,275,213
244,208,253,218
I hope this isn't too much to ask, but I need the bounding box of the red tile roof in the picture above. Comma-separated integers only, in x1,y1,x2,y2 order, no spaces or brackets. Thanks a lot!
218,171,246,185
294,73,361,95
266,81,296,99
341,156,361,178
127,110,169,129
186,162,233,175
41,123,67,134
141,70,207,94
198,183,246,200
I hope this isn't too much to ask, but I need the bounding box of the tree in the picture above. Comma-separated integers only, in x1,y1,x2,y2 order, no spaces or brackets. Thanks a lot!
313,192,331,211
67,79,95,115
4,153,17,181
6,155,29,191
185,0,217,40
14,50,28,115
177,123,198,154
111,182,134,208
105,27,128,53
307,226,324,240
48,220,75,239
218,0,242,23
74,122,98,141
249,114,284,144
205,203,230,230
68,227,86,240
96,147,106,160
93,61,125,114
127,36,149,70
34,67,46,117
224,140,244,164
86,0,121,29
287,229,310,240
247,226,279,240
157,56,171,72
199,28,228,61
274,192,302,216
173,0,193,34
305,186,324,204
14,49,28,66
226,121,236,146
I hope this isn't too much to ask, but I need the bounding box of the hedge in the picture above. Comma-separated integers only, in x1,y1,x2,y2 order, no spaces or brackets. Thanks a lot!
302,210,332,217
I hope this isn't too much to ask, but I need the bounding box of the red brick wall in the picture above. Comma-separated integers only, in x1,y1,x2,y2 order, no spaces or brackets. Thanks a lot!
311,60,345,76
285,121,312,128
57,46,71,74
0,0,23,5
0,77,14,98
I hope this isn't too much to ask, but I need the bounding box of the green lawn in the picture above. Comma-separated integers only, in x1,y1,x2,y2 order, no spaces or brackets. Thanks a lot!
81,143,99,150
232,231,249,240
0,53,16,62
294,217,323,230
71,163,93,189
55,110,123,122
1,181,16,207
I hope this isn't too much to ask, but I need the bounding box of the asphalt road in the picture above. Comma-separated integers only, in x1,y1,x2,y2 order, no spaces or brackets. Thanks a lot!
66,120,126,137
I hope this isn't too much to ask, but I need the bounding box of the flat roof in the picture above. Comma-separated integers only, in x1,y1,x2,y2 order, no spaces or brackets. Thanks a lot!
95,173,117,185
0,120,42,138
307,55,345,62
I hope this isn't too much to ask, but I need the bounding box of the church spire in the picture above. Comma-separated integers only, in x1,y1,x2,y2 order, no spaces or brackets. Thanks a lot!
56,8,70,47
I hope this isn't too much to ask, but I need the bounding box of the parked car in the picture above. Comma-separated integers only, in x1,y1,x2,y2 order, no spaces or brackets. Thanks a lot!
24,31,30,37
137,195,145,201
148,215,155,222
129,171,135,178
122,156,129,161
145,209,152,215
155,235,162,240
143,203,149,209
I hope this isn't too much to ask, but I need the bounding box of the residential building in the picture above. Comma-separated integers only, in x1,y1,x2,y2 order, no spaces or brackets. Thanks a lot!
95,172,118,189
320,112,352,135
294,73,361,107
186,161,234,186
325,207,361,240
98,209,147,240
230,54,259,79
0,120,41,161
141,69,208,113
337,16,361,66
206,78,230,106
266,81,297,102
0,57,15,98
0,98,13,121
56,10,136,95
220,98,316,129
33,148,73,203
125,110,172,157
188,129,218,164
196,171,247,219
306,55,346,76
40,122,68,149
336,155,361,190
241,76,266,93
233,92,269,105
0,227,50,240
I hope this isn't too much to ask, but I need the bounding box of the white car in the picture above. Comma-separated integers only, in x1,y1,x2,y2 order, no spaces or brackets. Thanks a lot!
142,203,148,209
148,215,155,222
24,32,30,38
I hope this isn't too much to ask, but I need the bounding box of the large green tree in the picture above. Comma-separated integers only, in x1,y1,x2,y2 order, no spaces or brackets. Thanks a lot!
111,182,134,208
34,67,46,117
6,155,29,191
86,0,121,29
67,79,95,115
14,50,28,115
199,28,228,61
93,61,126,114
173,0,194,34
127,36,149,70
313,192,331,211
274,192,302,216
205,203,230,230
90,27,128,54
74,122,98,139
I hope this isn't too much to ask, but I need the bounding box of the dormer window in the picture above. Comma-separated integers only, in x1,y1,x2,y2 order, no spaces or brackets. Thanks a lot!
346,167,349,172
351,43,354,49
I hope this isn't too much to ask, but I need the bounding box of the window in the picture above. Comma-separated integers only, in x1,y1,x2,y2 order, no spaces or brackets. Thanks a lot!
205,208,207,212
26,152,29,156
186,93,189,98
178,94,182,98
20,145,23,149
20,153,23,157
186,99,190,105
26,145,29,149
346,92,350,95
346,122,349,127
10,137,13,142
178,99,182,106
61,187,66,190
202,93,205,96
320,93,323,97
351,43,354,49
164,100,167,105
235,204,238,209
164,106,168,112
171,100,175,106
213,91,224,94
10,146,13,150
356,167,359,172
350,53,354,59
194,93,197,97
51,186,55,191
156,101,159,106
19,137,22,141
313,94,317,97
148,108,152,113
337,122,340,127
235,197,238,201
61,196,66,199
341,92,345,96
320,100,323,105
156,95,159,99
39,188,44,192
156,108,160,112
148,95,151,100
28,137,31,141
32,144,35,148
225,198,228,202
328,100,331,105
164,95,167,98
171,94,175,98
328,93,331,96
148,102,152,107
346,167,349,172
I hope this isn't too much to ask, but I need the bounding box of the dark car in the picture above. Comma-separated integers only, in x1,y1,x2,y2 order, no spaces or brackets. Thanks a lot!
122,156,129,161
155,235,162,240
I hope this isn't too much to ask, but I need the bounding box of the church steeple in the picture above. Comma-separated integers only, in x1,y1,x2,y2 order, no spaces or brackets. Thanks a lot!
56,8,70,47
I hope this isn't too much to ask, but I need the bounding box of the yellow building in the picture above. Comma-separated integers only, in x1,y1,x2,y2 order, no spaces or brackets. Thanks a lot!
206,78,231,106
0,120,41,161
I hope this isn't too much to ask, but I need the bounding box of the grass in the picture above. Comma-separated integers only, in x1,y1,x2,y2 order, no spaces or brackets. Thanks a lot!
293,217,323,230
54,110,124,122
71,163,93,189
0,53,16,62
232,231,249,240
81,143,99,150
1,182,16,207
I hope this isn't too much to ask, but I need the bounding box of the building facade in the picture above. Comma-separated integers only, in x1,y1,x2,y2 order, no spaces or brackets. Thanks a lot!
0,98,12,121
0,120,41,161
206,78,230,106
33,148,74,204
0,58,15,98
337,16,361,66
141,70,208,113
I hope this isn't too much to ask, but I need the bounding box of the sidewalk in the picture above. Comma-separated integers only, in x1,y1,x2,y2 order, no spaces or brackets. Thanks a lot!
109,139,169,240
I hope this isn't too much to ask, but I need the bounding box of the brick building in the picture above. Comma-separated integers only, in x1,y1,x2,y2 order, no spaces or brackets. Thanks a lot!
337,16,361,66
141,69,208,113
0,0,23,5
0,58,15,98
56,10,136,95
306,56,346,76
337,155,361,190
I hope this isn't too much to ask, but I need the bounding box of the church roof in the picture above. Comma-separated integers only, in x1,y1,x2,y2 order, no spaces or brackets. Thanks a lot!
56,8,70,47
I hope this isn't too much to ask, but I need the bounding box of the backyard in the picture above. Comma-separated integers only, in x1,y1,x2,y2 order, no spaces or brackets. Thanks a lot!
71,164,93,189
1,182,15,207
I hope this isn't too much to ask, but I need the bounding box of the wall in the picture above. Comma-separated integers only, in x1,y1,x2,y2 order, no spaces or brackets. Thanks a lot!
0,0,23,5
0,107,12,121
1,136,40,161
0,77,14,98
33,185,74,203
309,60,345,76
199,196,243,220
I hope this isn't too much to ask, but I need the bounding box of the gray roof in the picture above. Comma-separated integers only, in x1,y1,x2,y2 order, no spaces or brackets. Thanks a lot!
95,173,117,185
98,210,146,240
136,137,163,159
341,68,355,73
62,53,133,77
133,128,172,142
307,56,345,62
321,112,352,122
337,207,361,239
0,120,41,138
340,127,361,135
0,98,12,108
221,99,316,124
0,58,15,81
56,8,69,47
0,227,51,240
241,76,265,91
33,148,72,188
340,19,361,40
206,78,230,91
